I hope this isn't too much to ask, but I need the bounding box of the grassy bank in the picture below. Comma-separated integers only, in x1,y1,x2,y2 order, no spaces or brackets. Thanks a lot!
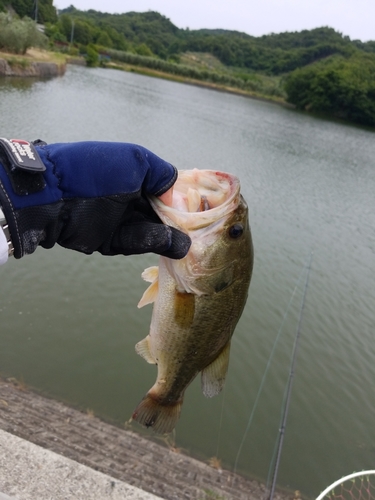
0,47,68,66
103,50,288,105
0,47,68,77
106,59,288,105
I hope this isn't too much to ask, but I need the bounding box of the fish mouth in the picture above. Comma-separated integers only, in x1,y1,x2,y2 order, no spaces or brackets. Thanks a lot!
150,169,241,232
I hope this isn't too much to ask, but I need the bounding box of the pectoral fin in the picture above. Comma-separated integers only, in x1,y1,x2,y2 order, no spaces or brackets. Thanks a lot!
138,266,159,308
141,266,159,283
135,335,156,364
201,342,231,398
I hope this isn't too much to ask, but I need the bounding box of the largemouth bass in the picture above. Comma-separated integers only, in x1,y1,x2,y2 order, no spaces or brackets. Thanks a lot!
132,169,253,434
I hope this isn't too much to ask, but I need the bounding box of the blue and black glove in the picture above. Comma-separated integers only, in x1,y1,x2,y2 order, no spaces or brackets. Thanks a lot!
0,139,191,260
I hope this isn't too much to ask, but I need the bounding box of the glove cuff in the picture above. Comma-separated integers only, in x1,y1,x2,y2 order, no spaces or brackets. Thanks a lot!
0,178,22,258
0,179,65,259
0,138,51,258
0,205,14,257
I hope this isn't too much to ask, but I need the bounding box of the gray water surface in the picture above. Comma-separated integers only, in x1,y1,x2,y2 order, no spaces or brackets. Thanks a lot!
0,66,374,498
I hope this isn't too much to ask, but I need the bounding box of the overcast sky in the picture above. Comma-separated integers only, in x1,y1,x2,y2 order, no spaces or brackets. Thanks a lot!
54,0,374,42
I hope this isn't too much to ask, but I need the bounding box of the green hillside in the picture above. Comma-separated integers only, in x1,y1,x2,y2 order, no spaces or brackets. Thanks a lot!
0,0,57,23
52,7,375,74
1,2,374,126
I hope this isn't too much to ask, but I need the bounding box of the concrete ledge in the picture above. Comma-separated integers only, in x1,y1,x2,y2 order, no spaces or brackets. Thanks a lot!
0,58,66,77
0,492,17,500
0,429,161,500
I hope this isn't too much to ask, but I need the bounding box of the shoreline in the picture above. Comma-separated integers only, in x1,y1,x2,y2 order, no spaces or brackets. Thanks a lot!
0,377,295,500
104,61,292,108
0,58,66,77
0,49,66,78
0,47,291,109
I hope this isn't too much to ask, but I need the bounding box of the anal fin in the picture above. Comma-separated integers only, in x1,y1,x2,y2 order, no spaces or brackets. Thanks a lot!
135,335,156,364
201,342,231,398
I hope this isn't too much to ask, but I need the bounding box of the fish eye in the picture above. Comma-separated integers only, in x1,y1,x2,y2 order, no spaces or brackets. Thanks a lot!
228,224,243,239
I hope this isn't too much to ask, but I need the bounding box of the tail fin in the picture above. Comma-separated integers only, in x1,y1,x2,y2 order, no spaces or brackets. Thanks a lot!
132,394,182,434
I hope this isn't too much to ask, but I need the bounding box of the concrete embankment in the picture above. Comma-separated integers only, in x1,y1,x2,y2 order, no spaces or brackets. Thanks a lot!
0,378,292,500
0,58,66,77
0,429,162,500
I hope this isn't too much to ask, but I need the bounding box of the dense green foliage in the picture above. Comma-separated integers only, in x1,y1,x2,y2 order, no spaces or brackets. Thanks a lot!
58,7,178,57
0,0,57,23
85,43,99,66
0,12,47,53
52,9,375,74
181,28,358,74
47,11,129,50
285,54,375,126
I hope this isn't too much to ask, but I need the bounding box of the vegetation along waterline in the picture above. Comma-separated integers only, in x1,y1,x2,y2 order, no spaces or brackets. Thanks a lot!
1,0,374,127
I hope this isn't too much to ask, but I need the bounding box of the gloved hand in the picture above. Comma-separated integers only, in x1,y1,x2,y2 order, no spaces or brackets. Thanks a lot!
0,140,191,260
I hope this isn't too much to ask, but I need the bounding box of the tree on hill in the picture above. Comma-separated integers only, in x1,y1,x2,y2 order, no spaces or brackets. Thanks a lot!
180,28,355,74
51,12,129,50
0,0,57,23
284,53,375,126
0,12,47,53
57,8,179,57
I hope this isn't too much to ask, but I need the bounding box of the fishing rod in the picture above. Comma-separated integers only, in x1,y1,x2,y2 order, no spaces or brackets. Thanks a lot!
233,261,307,476
266,252,313,500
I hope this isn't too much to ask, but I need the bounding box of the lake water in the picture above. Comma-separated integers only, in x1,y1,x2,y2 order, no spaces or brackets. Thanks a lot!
0,66,374,498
